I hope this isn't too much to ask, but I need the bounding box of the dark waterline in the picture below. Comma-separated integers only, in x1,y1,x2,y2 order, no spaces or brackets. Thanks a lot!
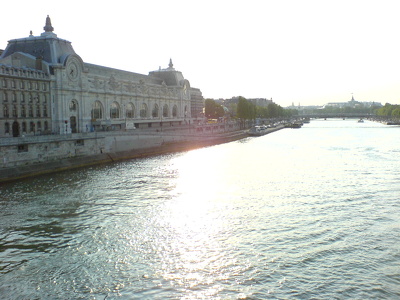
1,119,399,299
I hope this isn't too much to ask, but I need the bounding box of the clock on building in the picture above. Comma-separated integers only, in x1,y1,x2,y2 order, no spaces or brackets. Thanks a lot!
67,60,80,80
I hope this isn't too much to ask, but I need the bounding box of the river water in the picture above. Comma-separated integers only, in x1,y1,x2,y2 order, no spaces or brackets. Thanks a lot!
0,119,399,299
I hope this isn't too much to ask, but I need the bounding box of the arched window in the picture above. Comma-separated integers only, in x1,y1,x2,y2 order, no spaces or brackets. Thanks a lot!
70,100,77,111
29,121,35,133
44,121,48,131
20,93,25,103
110,102,120,119
140,103,147,118
37,121,41,132
126,103,134,118
22,122,27,133
172,105,178,117
91,101,103,120
152,104,159,118
163,104,169,118
28,105,33,117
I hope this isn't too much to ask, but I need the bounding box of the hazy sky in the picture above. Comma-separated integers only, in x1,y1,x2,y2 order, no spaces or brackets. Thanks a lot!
1,0,399,107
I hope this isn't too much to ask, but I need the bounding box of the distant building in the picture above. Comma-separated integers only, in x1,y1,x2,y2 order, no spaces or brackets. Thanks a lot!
287,103,321,111
217,96,273,106
0,16,203,137
248,98,273,107
189,87,204,119
322,96,382,109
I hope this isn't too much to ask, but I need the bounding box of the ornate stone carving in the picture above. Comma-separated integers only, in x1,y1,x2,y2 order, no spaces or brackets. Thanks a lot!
108,75,120,91
150,87,159,96
125,82,135,93
89,76,103,90
139,79,148,94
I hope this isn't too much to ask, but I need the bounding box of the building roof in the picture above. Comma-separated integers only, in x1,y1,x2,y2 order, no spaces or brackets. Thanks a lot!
148,58,188,87
0,15,76,66
0,16,193,89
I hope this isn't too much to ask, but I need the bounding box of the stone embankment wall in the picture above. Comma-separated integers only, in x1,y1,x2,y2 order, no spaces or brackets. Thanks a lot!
0,123,252,183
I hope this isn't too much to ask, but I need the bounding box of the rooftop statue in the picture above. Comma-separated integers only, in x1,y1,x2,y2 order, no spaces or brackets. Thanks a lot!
43,15,54,32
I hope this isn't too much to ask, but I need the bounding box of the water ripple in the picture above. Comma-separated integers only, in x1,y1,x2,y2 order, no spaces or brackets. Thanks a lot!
1,120,400,299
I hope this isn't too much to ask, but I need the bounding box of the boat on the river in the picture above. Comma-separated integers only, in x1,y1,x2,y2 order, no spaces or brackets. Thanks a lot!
285,122,302,129
358,119,364,123
248,126,267,136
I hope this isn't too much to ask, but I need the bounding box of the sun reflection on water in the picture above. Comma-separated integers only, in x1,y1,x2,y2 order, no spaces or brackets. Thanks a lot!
168,148,225,198
154,147,251,298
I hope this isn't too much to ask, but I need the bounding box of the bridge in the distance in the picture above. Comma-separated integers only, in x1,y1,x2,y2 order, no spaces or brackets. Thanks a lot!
299,112,374,119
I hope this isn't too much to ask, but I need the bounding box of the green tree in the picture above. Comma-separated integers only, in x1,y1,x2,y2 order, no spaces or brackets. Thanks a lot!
377,103,394,117
205,99,225,119
237,97,248,119
391,106,400,119
256,106,269,118
284,108,298,117
237,97,256,120
235,97,294,120
267,103,280,118
228,103,237,117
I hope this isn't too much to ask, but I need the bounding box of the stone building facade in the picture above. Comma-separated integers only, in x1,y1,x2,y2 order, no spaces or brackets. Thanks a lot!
190,87,205,120
0,16,203,138
0,65,51,137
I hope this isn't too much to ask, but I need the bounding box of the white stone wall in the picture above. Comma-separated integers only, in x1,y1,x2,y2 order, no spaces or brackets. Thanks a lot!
54,57,191,135
0,134,105,168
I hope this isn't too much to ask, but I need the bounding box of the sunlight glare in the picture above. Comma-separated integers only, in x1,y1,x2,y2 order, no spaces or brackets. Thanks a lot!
157,147,237,294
